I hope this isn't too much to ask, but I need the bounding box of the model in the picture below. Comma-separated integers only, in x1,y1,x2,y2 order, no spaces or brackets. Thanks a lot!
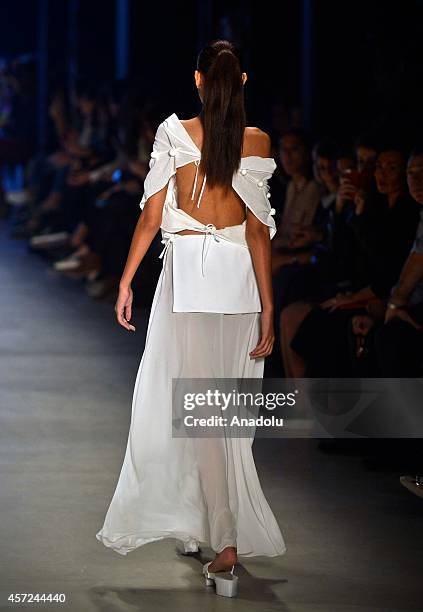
96,39,286,598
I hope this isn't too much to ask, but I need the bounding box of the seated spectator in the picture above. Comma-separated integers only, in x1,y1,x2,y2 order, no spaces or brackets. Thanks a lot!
271,129,323,310
25,82,115,241
373,147,423,489
278,138,361,377
266,128,322,375
307,139,357,298
281,143,421,378
374,146,423,376
333,131,379,225
53,99,162,301
273,128,321,256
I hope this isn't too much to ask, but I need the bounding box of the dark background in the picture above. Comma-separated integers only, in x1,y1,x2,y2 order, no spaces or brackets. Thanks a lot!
1,0,423,153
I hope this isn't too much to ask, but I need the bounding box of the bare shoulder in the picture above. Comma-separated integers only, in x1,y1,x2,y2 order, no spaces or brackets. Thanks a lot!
179,116,201,130
243,127,272,157
179,116,202,144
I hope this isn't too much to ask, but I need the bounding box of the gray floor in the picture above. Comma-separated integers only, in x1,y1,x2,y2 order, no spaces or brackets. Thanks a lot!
0,221,422,612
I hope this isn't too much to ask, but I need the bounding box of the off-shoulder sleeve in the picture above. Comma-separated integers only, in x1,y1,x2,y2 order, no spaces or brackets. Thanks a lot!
232,157,277,239
139,121,177,210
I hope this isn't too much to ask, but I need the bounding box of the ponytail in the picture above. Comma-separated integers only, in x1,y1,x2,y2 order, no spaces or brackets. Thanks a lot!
197,40,246,191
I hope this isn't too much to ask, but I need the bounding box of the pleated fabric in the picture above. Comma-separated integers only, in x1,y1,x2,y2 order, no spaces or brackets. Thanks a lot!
96,241,286,557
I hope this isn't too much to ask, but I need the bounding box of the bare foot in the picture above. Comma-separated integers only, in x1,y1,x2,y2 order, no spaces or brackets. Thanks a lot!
207,546,237,572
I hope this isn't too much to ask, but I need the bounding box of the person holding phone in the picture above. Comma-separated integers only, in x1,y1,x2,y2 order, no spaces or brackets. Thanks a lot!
280,145,420,378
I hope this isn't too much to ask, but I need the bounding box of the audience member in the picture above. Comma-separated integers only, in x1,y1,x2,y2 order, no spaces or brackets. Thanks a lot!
281,144,420,378
374,146,423,376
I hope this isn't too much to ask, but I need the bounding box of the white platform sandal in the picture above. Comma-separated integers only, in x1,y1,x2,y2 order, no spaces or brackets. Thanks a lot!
202,561,239,597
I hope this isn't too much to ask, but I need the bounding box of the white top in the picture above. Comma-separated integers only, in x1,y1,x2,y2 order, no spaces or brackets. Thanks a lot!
139,113,278,252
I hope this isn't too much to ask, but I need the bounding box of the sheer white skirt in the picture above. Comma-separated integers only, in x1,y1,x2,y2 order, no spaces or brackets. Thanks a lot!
96,237,286,557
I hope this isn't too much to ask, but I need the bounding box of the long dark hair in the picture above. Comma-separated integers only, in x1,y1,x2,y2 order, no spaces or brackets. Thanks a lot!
197,39,246,191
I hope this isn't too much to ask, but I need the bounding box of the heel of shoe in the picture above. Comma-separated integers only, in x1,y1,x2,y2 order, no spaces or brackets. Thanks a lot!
214,575,238,597
214,566,238,598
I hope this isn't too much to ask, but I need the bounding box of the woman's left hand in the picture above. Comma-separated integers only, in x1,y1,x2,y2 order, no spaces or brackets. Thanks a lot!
115,285,136,331
385,308,422,330
249,309,275,358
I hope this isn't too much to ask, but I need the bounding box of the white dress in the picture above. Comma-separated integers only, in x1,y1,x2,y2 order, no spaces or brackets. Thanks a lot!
96,113,286,557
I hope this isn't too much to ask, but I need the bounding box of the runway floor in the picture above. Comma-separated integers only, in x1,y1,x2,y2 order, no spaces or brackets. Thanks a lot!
0,221,422,612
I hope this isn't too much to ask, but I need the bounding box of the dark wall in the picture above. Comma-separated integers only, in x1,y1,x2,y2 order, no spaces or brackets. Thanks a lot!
127,0,303,129
76,0,116,81
129,0,198,118
2,0,423,146
311,0,423,143
0,1,37,57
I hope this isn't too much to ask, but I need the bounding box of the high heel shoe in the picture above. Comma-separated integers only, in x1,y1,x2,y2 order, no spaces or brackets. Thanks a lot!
202,561,239,597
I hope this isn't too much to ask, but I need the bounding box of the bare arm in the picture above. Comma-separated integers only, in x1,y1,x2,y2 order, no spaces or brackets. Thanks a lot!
115,186,167,331
245,130,275,358
320,285,377,311
385,252,423,328
246,210,275,358
389,252,423,305
246,211,274,312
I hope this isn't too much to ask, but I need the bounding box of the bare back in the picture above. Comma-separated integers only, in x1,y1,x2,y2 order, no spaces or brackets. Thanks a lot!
175,117,271,234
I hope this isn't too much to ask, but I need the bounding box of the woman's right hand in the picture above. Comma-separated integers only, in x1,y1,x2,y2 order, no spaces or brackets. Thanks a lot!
115,285,136,331
336,179,357,212
249,309,274,359
353,189,366,215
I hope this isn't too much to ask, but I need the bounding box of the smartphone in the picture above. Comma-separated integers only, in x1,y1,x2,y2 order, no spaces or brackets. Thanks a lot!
343,168,373,192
